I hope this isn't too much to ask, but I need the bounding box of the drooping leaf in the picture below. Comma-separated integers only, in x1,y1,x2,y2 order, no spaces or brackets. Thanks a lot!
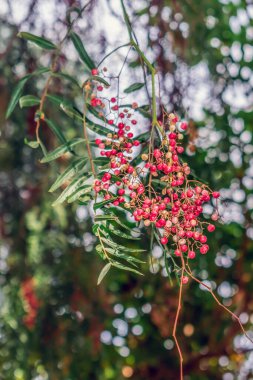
19,95,40,108
60,103,83,122
41,138,85,163
135,131,150,142
6,67,50,118
6,76,30,118
70,32,95,70
86,117,113,136
94,215,116,222
108,225,141,240
112,261,143,275
124,82,145,93
17,32,57,50
44,118,67,145
88,76,110,87
49,158,88,192
94,197,117,211
101,238,146,255
24,138,39,149
97,263,111,285
52,174,91,206
67,185,92,203
51,72,80,87
46,94,72,107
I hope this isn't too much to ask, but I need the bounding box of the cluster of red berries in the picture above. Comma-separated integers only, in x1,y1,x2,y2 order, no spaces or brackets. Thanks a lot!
21,278,40,329
89,70,220,276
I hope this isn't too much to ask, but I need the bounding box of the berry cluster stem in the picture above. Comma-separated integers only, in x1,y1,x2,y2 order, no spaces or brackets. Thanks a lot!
83,89,96,177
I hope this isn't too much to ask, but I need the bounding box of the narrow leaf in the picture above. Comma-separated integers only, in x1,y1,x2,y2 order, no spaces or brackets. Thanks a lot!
52,174,91,206
108,225,141,240
6,76,29,118
6,67,50,118
89,76,110,87
97,262,111,285
51,72,80,87
70,32,95,70
112,261,143,276
41,138,85,163
19,95,40,108
60,103,83,122
24,138,39,149
49,158,87,192
124,82,144,94
44,118,67,145
18,32,57,50
94,197,117,211
67,185,92,203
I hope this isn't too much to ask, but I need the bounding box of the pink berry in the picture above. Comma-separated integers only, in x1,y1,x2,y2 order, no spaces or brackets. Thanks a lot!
160,237,168,245
91,68,98,75
207,224,215,232
188,251,196,259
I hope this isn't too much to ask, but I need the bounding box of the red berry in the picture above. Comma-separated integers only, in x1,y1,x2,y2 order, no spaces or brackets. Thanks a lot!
182,276,189,284
212,191,220,199
200,244,209,254
181,122,188,130
188,251,196,259
91,68,98,75
160,237,168,245
207,224,215,232
118,189,125,196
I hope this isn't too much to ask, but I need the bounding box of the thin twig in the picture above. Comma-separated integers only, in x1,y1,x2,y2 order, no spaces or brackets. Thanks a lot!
172,255,185,380
185,264,253,345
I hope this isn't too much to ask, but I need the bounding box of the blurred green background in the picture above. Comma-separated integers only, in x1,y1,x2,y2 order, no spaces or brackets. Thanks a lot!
1,1,253,379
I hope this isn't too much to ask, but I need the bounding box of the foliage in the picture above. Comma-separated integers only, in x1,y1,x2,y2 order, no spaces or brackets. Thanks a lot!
1,1,253,379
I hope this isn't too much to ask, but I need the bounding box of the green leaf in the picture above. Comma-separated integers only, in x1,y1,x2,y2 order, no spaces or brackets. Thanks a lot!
60,103,83,122
135,131,150,142
93,157,110,166
41,138,85,163
112,261,143,276
19,95,40,108
49,158,88,192
18,32,57,50
101,238,146,256
70,32,95,70
94,197,117,211
97,263,111,285
6,76,29,119
44,118,67,145
6,67,50,118
51,72,80,87
88,76,110,87
95,215,116,222
108,225,141,240
24,138,39,149
52,174,91,206
124,82,144,94
46,94,71,107
67,185,92,203
86,117,113,136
